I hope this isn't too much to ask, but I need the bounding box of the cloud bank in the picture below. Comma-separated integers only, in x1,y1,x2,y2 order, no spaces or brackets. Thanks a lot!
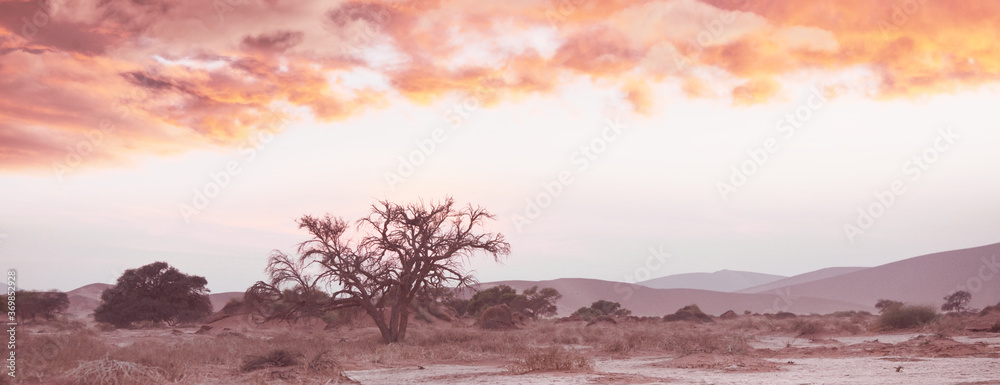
2,0,999,170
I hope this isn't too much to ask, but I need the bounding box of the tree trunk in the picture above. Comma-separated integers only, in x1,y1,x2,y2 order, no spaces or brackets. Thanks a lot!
396,306,409,341
362,302,394,344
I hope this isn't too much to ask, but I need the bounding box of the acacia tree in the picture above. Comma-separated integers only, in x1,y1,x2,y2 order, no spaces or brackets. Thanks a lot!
94,262,212,328
942,290,972,312
245,198,510,343
16,290,69,322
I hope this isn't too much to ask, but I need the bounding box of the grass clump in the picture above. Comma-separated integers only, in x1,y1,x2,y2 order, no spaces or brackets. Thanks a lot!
19,330,110,381
667,330,751,355
791,319,824,336
240,349,302,372
508,347,592,374
61,357,166,385
877,304,937,330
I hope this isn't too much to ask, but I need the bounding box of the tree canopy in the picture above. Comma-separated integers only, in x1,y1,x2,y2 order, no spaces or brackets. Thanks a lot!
16,290,69,322
942,290,972,312
94,262,212,328
572,300,631,321
463,285,561,319
245,198,510,343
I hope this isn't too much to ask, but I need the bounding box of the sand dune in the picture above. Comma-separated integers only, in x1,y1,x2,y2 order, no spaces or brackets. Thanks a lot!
64,242,1000,319
738,267,869,294
209,292,244,311
638,270,786,292
480,278,868,316
747,242,1000,310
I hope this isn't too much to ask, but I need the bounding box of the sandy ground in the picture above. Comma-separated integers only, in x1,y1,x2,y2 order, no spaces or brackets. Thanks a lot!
345,355,1000,385
343,332,1000,385
23,315,1000,384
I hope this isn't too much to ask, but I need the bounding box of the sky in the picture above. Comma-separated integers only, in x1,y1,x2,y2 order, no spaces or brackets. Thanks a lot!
2,0,1000,294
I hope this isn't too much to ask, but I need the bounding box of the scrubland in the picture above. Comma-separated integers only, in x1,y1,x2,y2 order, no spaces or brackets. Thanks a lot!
9,309,1000,385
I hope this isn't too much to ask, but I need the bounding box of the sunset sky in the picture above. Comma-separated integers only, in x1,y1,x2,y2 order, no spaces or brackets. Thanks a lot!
2,0,1000,293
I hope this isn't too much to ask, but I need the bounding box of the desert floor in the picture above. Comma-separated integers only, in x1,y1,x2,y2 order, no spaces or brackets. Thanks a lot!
11,313,1000,385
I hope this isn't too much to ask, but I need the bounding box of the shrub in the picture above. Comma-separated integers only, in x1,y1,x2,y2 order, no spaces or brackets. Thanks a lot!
572,300,631,321
508,347,592,374
792,319,823,336
830,310,873,317
480,304,517,330
663,304,713,323
571,307,603,321
877,304,937,330
773,311,796,320
875,299,903,314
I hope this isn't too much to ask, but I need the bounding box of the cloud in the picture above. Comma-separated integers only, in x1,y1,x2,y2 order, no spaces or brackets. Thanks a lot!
3,0,1000,171
241,30,305,53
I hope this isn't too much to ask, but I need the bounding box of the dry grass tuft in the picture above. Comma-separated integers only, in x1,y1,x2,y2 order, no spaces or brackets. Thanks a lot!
19,330,110,381
240,349,302,372
791,319,824,336
61,357,167,385
508,347,592,374
667,330,751,355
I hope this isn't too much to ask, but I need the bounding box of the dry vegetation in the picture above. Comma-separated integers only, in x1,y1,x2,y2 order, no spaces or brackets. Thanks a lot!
12,306,1000,384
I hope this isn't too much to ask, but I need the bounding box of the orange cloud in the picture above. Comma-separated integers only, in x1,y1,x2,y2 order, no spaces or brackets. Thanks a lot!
3,0,1000,171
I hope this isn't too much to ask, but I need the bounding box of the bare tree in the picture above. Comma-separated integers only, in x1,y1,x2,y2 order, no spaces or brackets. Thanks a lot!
245,198,510,343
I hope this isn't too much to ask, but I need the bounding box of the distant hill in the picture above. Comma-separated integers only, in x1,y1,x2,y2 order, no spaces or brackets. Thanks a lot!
738,267,869,294
743,242,1000,309
65,283,111,317
637,270,785,292
209,292,244,311
478,278,869,316
64,242,1000,319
